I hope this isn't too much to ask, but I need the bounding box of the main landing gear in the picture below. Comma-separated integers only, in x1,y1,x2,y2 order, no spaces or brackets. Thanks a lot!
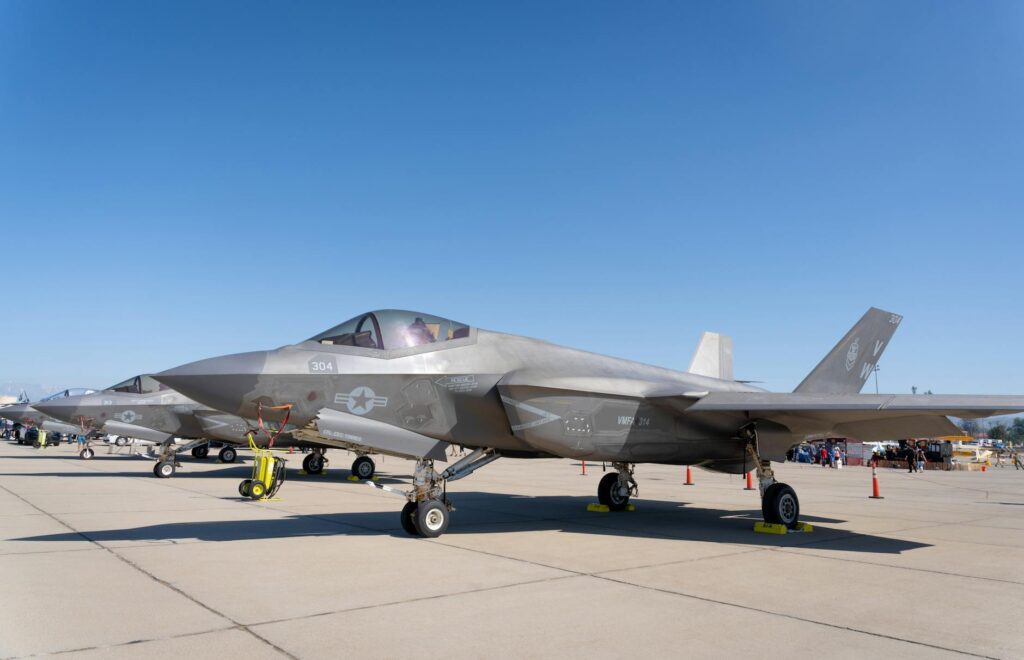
376,448,500,538
218,446,237,463
745,440,800,529
597,463,639,511
351,455,375,480
191,444,209,459
302,448,327,474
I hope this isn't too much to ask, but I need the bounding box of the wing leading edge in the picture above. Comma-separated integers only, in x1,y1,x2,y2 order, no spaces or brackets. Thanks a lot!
684,392,1024,441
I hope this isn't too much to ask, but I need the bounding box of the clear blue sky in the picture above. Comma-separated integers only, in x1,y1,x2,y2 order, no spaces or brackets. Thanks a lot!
1,1,1021,395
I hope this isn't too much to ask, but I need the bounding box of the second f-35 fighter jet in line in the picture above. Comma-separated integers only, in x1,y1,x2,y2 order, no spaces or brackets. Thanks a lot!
34,374,379,479
154,307,1024,538
0,389,98,440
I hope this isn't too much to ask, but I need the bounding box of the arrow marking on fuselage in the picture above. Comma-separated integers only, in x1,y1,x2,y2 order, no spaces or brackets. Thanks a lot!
500,395,562,431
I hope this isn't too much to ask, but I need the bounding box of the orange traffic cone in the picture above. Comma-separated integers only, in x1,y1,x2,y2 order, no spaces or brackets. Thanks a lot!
684,465,694,486
869,463,884,499
744,471,755,490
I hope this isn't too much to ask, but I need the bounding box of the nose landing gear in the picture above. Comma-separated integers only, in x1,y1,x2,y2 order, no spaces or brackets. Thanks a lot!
370,449,499,538
302,448,327,474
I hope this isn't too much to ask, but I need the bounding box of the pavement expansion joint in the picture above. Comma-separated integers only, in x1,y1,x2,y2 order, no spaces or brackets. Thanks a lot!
0,482,296,659
593,573,999,660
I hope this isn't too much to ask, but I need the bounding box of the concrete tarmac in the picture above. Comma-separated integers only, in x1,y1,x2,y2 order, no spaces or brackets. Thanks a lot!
1,440,1022,659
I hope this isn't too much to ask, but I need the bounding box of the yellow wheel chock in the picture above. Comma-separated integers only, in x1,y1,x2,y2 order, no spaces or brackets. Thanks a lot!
586,503,636,513
754,521,813,534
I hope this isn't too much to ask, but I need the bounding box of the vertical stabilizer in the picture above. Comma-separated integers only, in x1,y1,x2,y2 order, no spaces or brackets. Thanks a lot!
794,307,902,394
688,332,734,381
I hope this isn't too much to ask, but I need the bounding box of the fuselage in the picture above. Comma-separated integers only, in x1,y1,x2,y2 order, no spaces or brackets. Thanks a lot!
157,325,788,466
1,402,92,436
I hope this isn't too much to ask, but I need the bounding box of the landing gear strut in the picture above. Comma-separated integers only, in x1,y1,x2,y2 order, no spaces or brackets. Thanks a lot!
302,448,327,474
744,435,801,529
381,449,500,538
597,462,638,511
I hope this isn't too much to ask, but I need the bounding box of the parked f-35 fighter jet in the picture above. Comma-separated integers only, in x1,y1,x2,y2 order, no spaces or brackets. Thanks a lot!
34,374,378,479
0,388,98,440
154,308,1024,537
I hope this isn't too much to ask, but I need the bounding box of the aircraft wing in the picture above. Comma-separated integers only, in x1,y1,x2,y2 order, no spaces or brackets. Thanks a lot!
500,368,1024,443
676,392,1024,441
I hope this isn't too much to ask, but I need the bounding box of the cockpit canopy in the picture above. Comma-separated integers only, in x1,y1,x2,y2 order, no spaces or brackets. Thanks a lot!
40,388,97,401
106,375,169,394
310,310,470,350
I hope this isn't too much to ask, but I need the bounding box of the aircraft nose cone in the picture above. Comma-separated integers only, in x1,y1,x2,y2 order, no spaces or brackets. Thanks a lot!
32,400,68,418
33,397,82,424
154,350,270,415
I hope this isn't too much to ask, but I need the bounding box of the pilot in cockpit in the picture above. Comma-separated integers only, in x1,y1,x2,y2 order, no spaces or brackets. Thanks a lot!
405,317,437,345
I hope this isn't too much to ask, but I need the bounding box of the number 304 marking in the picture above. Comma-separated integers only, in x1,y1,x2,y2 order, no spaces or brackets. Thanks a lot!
310,361,334,372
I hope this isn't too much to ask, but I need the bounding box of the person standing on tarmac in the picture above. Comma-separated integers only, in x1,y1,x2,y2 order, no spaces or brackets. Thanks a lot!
907,445,916,473
915,446,926,472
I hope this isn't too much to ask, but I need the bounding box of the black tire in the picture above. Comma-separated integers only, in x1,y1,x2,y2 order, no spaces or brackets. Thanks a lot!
250,481,266,499
115,436,129,447
219,447,237,463
352,456,375,480
192,446,209,459
761,483,781,523
763,483,800,529
238,479,252,497
154,461,175,479
415,500,449,538
303,453,325,475
80,447,95,460
597,473,630,511
400,501,420,536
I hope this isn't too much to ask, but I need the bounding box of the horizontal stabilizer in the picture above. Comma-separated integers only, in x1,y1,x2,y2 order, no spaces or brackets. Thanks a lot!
313,408,448,461
688,332,734,381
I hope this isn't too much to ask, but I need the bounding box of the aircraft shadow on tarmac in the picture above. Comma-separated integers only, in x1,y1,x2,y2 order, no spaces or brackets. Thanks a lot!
15,491,931,555
0,467,409,486
0,466,254,478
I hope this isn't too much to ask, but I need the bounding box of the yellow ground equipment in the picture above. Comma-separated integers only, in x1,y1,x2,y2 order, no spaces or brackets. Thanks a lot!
238,433,286,500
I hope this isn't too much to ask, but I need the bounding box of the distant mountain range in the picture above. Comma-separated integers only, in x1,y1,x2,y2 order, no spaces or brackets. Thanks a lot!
0,383,58,402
